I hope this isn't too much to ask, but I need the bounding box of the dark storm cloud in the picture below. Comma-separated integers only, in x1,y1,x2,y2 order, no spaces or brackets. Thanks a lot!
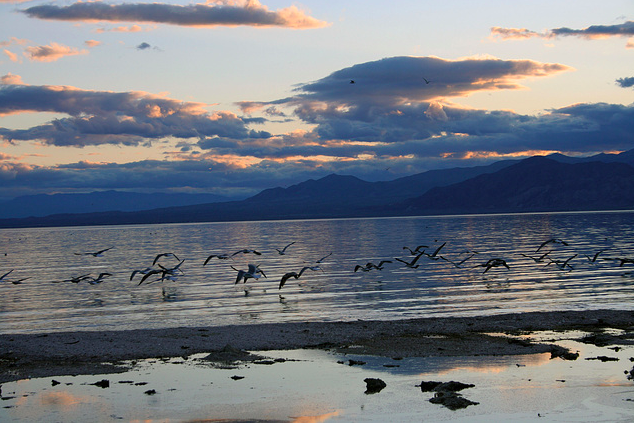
616,77,634,88
0,84,255,146
21,1,329,29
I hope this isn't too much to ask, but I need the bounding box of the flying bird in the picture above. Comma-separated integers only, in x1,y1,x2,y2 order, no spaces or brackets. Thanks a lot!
424,242,447,260
423,77,431,84
536,238,568,253
74,247,114,257
354,260,392,272
130,267,153,281
232,249,262,257
278,266,321,289
231,264,266,284
203,253,231,265
152,252,180,266
0,270,14,282
275,242,296,255
395,251,426,268
314,252,333,263
403,245,428,255
86,273,112,285
475,258,510,273
546,254,577,271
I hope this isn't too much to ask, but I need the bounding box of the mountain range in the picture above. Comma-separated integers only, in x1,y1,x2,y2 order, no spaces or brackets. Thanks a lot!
0,149,633,228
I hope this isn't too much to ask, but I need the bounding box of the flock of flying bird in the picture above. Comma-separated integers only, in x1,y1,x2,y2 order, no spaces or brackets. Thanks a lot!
0,237,632,297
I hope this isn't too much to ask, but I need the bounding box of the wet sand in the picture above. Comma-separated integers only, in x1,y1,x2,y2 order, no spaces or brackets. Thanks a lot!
2,309,634,383
0,310,634,383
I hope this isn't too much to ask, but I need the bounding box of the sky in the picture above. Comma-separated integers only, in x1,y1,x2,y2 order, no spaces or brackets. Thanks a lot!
1,0,633,201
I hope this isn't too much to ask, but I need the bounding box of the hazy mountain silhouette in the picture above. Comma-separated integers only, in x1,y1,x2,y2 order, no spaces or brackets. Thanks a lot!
0,149,633,228
0,190,233,219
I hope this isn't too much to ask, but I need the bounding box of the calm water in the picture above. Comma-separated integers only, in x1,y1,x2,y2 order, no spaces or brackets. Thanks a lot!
1,211,634,334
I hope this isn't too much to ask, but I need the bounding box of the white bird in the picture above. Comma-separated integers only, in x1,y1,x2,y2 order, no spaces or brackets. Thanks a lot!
275,242,296,255
231,264,266,284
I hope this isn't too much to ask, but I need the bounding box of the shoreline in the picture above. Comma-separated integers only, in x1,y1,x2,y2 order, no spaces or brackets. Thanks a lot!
2,309,634,383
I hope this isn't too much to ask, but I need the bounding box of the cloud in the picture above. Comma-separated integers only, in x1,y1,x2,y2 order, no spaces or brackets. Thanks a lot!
136,42,151,50
491,21,634,46
616,77,634,88
1,73,23,85
21,1,329,29
490,27,543,40
95,24,145,33
24,42,88,62
84,40,102,48
232,56,630,163
3,49,18,62
241,56,572,120
0,84,263,147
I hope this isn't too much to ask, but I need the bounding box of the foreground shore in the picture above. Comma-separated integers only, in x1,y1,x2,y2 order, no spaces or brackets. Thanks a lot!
2,309,634,383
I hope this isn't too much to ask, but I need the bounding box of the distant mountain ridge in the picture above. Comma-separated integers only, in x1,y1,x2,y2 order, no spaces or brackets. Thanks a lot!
0,190,232,219
0,149,633,228
403,156,634,214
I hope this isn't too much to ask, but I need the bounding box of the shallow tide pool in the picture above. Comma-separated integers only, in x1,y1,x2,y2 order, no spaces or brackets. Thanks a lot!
1,332,633,422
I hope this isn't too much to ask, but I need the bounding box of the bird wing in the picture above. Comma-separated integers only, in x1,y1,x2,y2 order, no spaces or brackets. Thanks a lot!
430,242,446,257
279,272,298,289
139,269,163,285
0,269,14,280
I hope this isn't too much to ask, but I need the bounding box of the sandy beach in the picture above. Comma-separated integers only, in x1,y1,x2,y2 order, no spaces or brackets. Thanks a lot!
2,309,634,384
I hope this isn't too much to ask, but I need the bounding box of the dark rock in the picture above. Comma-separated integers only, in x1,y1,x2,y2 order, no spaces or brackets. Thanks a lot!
144,389,156,395
586,356,619,362
348,359,366,366
435,381,475,392
550,346,579,360
417,381,442,392
91,379,110,388
364,378,387,394
51,379,61,386
230,375,245,380
429,391,479,410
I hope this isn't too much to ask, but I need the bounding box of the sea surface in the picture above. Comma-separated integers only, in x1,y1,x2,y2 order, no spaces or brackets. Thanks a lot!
1,211,634,334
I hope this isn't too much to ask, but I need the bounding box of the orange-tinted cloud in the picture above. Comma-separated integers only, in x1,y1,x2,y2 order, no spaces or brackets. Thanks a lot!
24,42,88,62
95,24,146,33
3,49,18,62
22,1,329,29
84,40,101,48
1,73,24,85
491,21,634,46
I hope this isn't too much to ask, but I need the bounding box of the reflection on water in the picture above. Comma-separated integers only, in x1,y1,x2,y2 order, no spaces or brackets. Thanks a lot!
1,334,632,422
1,211,634,334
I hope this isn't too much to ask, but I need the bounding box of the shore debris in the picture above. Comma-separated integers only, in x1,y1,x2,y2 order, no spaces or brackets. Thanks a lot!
364,378,386,394
417,380,478,410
